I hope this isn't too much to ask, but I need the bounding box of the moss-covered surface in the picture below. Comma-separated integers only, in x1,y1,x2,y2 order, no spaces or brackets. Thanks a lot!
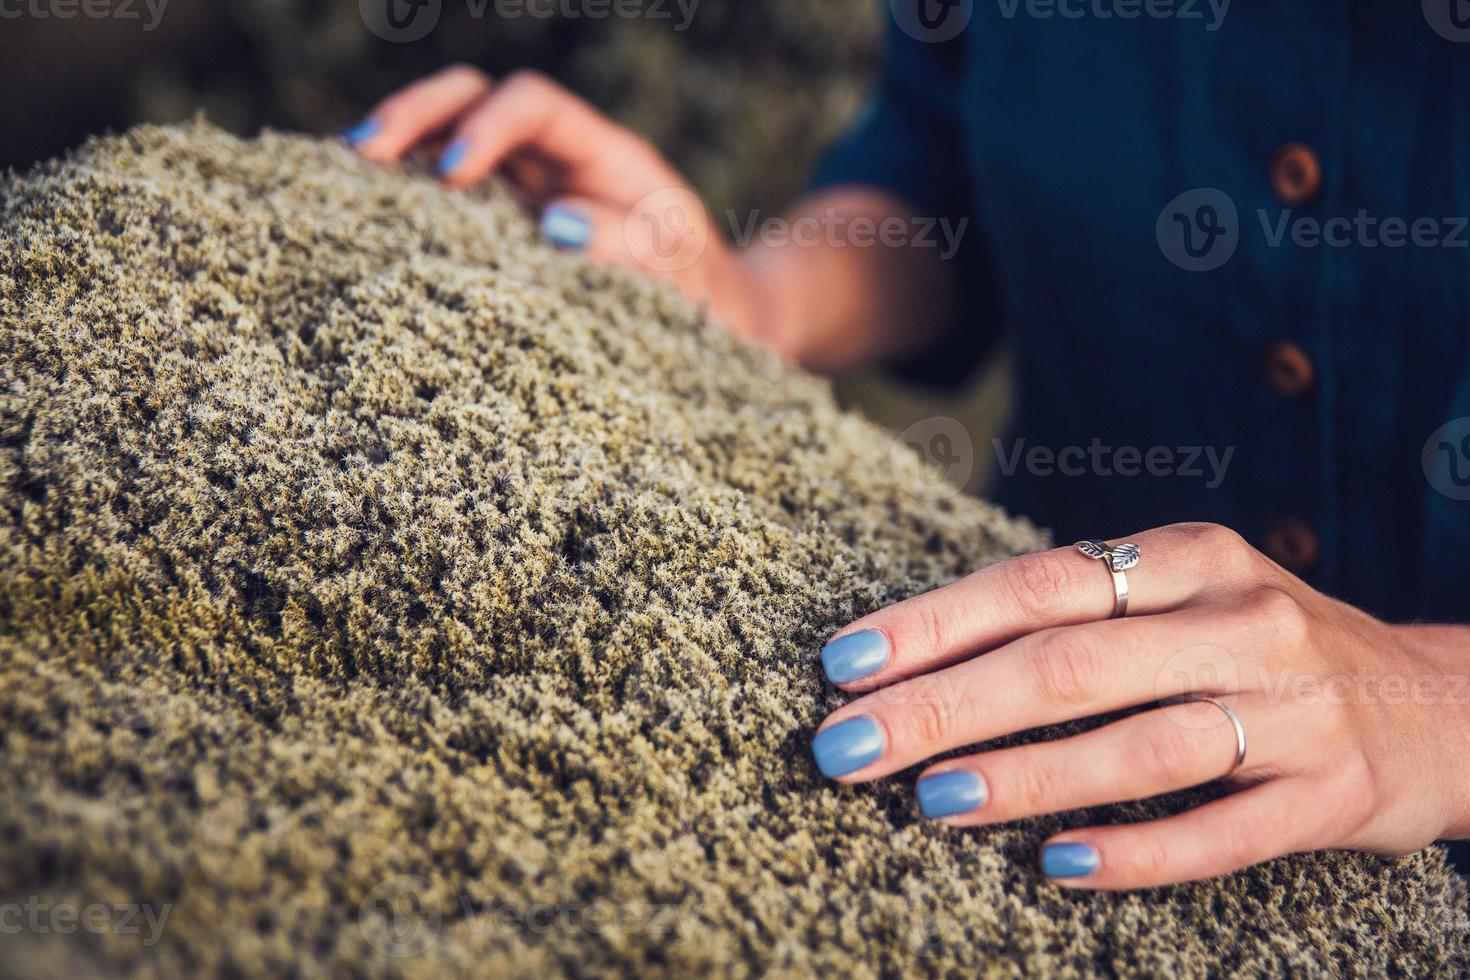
1,125,1467,977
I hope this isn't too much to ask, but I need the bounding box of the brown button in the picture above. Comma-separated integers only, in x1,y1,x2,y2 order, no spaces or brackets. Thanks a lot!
1264,518,1320,574
1263,341,1315,397
1271,143,1322,207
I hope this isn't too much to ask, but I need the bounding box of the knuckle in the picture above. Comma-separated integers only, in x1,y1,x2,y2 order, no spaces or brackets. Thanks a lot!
1177,522,1254,574
1328,761,1379,835
1128,834,1175,883
904,684,960,745
1011,755,1066,814
1029,631,1104,706
502,69,558,99
1007,553,1075,620
441,63,488,87
1244,586,1310,650
909,600,948,663
1222,808,1280,868
1134,723,1200,785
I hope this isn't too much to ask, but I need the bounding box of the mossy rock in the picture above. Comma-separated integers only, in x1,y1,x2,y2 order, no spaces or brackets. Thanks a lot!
1,125,1467,977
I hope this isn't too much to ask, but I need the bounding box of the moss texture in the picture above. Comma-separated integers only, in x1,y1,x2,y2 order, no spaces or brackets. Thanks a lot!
1,125,1468,978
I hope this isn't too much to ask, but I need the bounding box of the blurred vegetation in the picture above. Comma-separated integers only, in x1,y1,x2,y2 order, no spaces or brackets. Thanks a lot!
1,0,1008,492
2,0,879,215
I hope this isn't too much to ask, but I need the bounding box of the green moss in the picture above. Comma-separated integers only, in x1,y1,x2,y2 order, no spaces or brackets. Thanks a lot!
0,124,1466,977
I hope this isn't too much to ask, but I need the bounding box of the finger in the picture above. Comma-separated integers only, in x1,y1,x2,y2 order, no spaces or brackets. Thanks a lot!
503,151,562,208
536,197,629,263
819,523,1262,692
351,64,492,162
812,602,1270,782
915,698,1275,825
1039,779,1315,889
437,70,677,195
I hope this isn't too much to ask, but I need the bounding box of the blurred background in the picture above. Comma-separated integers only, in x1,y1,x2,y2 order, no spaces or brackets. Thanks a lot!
1,0,1010,491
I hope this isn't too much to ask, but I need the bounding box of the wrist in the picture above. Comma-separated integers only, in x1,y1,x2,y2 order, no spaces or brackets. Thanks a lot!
1394,623,1470,839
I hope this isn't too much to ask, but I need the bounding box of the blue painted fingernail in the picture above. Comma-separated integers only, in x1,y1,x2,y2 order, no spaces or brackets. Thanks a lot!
821,630,890,684
1042,842,1101,879
437,139,469,175
541,204,592,251
341,119,381,146
811,717,885,779
917,770,989,819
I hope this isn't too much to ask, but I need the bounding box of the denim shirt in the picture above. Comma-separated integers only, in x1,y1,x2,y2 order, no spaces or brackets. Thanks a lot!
811,2,1470,625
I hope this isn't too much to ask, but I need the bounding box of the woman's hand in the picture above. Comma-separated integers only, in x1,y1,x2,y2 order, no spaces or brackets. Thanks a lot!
342,65,965,375
812,522,1470,889
342,65,762,337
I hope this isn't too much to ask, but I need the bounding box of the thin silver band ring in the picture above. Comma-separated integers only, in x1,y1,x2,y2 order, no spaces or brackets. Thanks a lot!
1167,695,1249,778
1106,565,1130,619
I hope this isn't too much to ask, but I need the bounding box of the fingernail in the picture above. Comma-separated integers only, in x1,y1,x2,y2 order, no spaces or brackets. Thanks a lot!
437,139,469,175
811,717,885,779
820,630,890,684
917,770,988,819
541,204,592,251
1042,842,1101,879
341,119,381,147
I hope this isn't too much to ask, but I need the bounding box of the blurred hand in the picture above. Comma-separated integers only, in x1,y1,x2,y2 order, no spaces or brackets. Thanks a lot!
342,65,763,339
344,65,964,375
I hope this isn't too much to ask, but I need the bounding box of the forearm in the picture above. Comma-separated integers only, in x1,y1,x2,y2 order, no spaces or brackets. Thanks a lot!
717,189,961,375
